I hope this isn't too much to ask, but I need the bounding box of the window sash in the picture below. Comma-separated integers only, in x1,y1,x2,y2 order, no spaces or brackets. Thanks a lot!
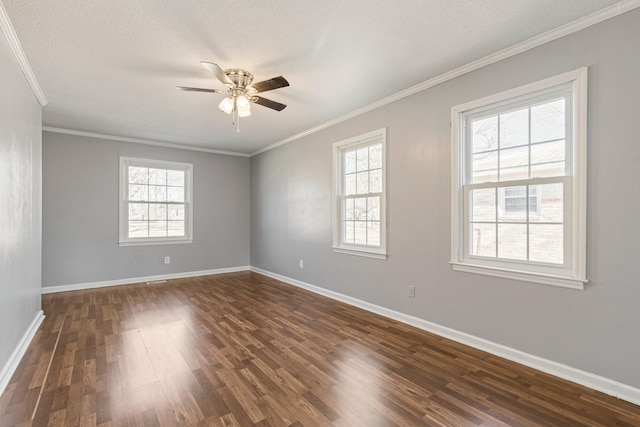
464,88,572,185
463,176,570,269
339,193,382,247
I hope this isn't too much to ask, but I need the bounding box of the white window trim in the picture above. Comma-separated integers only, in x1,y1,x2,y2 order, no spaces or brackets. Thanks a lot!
332,128,387,259
119,157,194,246
450,68,588,290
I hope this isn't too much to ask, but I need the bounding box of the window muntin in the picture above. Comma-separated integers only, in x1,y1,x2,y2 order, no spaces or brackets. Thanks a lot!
119,157,193,246
333,129,386,258
451,68,587,289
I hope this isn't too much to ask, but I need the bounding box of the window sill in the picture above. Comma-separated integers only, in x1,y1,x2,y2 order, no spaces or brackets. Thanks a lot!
333,247,387,260
450,261,586,290
119,239,193,247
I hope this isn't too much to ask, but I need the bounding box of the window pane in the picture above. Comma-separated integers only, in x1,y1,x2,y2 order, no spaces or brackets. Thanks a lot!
528,186,539,214
499,108,529,148
149,168,167,185
367,222,380,246
167,186,184,203
168,221,185,237
356,171,369,194
345,174,356,196
531,99,565,143
472,116,498,153
129,203,148,220
499,146,529,181
128,167,148,184
531,184,563,223
128,221,148,238
343,221,355,244
354,197,367,220
343,198,354,220
344,151,356,174
499,186,527,222
529,224,563,264
168,204,185,220
471,188,496,222
497,224,527,260
369,169,382,193
149,221,167,237
149,204,167,220
472,151,498,183
367,196,380,221
356,147,368,172
471,223,496,257
167,170,184,186
531,140,565,178
369,144,382,169
354,221,367,245
128,184,148,201
149,185,166,202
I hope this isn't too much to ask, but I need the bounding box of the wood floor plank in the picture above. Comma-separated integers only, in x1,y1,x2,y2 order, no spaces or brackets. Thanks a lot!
1,271,639,426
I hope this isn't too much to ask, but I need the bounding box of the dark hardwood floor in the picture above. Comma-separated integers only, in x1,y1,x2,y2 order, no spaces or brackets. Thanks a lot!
1,271,639,426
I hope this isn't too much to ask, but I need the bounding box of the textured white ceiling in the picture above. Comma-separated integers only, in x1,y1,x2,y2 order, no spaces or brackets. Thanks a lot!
3,0,625,154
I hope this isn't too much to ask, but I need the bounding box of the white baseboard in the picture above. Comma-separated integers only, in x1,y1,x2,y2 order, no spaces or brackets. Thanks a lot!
0,310,45,396
250,266,640,407
42,266,250,294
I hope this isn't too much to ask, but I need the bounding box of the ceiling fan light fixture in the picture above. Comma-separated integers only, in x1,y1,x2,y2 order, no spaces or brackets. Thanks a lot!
238,108,251,117
219,97,234,114
236,95,250,111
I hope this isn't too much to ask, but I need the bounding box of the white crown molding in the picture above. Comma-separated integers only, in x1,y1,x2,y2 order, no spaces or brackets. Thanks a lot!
0,310,44,396
251,0,640,157
42,127,250,158
250,266,640,407
0,1,47,106
41,265,250,294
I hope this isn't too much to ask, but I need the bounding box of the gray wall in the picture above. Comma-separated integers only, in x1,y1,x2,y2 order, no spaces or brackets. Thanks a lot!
0,34,42,372
251,9,640,388
42,132,250,287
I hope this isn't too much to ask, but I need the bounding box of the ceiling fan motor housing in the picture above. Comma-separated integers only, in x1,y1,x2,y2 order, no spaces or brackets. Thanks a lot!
225,69,254,90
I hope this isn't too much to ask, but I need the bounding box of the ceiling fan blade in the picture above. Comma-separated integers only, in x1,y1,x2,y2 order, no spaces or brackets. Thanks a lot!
252,76,289,93
176,86,225,94
251,96,287,111
200,61,233,86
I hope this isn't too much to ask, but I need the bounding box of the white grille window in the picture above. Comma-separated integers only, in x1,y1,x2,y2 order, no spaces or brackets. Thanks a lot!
451,69,587,289
333,129,386,259
119,157,193,246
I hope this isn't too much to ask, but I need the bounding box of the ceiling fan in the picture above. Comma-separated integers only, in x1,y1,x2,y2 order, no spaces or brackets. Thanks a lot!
177,61,289,131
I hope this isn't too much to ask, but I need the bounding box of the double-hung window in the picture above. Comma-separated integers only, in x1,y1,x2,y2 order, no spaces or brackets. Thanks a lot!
333,128,387,259
451,68,587,289
119,157,193,246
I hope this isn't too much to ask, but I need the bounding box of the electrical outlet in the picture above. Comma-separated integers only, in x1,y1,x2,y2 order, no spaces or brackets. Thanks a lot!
299,259,304,269
163,256,170,265
408,285,416,298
